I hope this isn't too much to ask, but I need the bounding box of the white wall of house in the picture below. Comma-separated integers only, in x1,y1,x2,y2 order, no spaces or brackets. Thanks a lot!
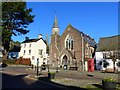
115,59,120,71
95,52,103,70
95,51,120,71
19,38,48,67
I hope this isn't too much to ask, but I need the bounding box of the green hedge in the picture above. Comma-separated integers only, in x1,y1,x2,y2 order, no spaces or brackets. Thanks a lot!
2,59,16,65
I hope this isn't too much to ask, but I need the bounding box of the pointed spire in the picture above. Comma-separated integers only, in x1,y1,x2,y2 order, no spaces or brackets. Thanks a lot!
52,11,59,35
52,12,59,28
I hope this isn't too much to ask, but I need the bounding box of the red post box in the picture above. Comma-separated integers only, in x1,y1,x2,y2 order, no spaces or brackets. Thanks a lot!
88,58,94,72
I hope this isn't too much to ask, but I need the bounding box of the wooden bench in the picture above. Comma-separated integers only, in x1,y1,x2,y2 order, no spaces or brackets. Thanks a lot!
105,68,118,73
105,68,114,73
69,67,78,70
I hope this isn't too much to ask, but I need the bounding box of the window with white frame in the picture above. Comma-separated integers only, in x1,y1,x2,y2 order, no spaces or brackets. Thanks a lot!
32,56,34,60
29,44,31,48
23,50,26,55
29,49,31,55
65,35,74,50
38,49,43,55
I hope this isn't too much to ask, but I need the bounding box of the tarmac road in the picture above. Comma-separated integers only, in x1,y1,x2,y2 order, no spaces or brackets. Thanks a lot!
2,72,69,89
1,65,119,89
1,65,87,90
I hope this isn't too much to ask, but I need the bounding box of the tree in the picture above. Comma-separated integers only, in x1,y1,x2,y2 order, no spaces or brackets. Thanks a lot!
9,41,21,52
2,2,34,59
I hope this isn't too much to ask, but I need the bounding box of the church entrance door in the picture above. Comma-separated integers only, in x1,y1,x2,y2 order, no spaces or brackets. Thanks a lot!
62,55,68,70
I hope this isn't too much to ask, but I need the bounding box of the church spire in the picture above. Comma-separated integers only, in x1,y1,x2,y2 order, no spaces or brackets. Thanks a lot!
52,15,59,28
52,13,59,35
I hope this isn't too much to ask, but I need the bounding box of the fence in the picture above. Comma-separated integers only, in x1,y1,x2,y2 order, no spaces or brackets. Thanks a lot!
16,57,31,65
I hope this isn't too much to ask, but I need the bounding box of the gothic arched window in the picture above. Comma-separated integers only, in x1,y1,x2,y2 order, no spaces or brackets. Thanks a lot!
65,35,74,50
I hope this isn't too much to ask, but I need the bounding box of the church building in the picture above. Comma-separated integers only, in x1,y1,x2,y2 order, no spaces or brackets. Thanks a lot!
49,16,97,70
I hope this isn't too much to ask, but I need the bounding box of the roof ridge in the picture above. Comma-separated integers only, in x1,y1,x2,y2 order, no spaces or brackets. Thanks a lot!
100,35,120,39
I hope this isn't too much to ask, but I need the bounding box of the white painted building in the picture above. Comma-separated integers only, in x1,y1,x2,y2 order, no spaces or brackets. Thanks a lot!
19,34,49,67
95,52,119,70
95,35,120,72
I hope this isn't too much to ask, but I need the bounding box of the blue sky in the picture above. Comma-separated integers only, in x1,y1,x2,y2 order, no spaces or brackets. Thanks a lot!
12,2,118,43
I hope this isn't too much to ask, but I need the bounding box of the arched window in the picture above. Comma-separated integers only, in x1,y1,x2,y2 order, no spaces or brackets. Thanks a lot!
65,35,74,50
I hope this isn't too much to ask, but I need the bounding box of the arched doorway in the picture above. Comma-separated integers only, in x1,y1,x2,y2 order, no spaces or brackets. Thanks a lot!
62,55,68,69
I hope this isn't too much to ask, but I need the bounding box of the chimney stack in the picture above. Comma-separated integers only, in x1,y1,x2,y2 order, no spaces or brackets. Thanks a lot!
38,34,42,39
25,36,29,40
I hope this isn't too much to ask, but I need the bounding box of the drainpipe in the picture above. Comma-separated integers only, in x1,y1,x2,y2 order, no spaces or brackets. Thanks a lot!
81,34,85,71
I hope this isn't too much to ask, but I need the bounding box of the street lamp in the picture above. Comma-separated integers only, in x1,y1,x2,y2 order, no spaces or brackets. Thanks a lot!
56,58,58,73
36,58,39,76
47,59,49,72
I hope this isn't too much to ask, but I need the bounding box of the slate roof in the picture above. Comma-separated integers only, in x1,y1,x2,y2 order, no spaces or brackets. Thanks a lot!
81,32,97,47
96,35,120,51
22,39,39,43
22,38,47,45
66,24,97,47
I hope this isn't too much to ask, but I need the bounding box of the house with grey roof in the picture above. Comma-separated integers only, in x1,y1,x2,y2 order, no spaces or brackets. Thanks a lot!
95,35,120,72
19,34,49,67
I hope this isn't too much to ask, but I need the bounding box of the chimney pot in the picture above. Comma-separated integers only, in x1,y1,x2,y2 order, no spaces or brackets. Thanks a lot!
38,34,42,39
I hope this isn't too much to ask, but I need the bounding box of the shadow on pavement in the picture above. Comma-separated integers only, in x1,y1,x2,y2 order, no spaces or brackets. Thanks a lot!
14,74,29,78
86,74,94,77
2,73,88,90
2,73,29,90
92,84,103,89
38,76,88,90
101,71,119,74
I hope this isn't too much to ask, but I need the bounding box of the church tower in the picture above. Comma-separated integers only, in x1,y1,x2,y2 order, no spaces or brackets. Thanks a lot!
49,15,60,66
52,15,59,35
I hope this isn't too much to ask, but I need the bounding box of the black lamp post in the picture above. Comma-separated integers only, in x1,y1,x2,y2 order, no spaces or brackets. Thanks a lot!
47,60,49,72
56,59,58,73
37,58,39,76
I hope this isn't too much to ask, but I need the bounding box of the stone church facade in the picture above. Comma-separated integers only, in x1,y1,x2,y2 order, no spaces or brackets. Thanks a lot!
49,16,97,70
